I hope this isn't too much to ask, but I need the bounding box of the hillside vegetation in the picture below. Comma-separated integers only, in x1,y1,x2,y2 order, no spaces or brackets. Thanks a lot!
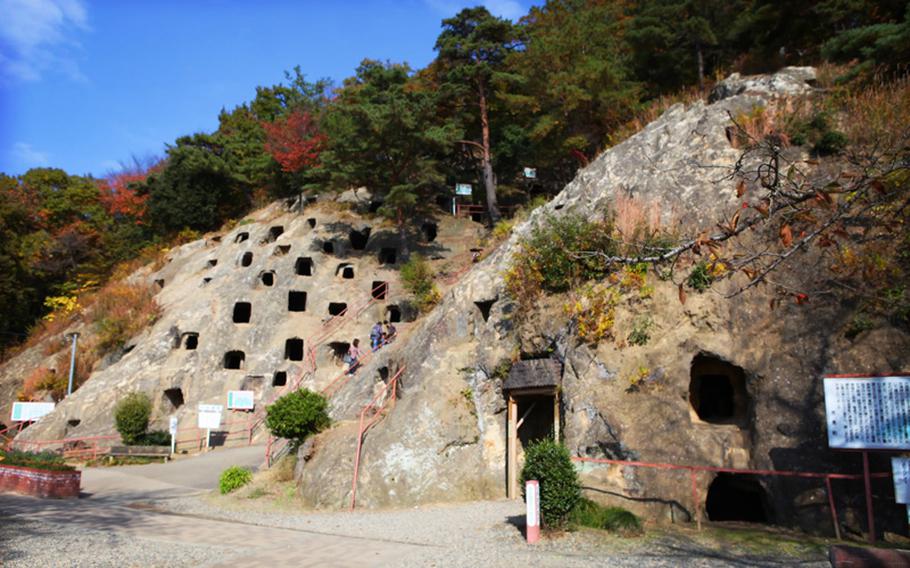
2,0,908,357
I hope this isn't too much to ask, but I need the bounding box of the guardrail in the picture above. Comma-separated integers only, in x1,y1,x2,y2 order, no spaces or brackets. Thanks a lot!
11,434,120,461
349,366,406,510
572,455,892,540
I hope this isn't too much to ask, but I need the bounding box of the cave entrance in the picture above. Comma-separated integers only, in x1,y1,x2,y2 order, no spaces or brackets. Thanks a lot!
421,222,438,242
386,305,401,323
288,291,307,312
327,342,350,366
503,358,563,499
323,241,335,255
378,248,396,265
224,351,245,370
349,227,371,250
474,298,496,322
182,333,199,350
705,474,771,523
235,232,249,243
260,271,275,287
233,302,251,324
371,281,388,300
296,257,314,276
272,371,288,387
328,302,347,316
307,218,317,228
689,354,749,426
273,244,291,256
240,252,253,267
163,387,185,410
336,263,355,279
285,338,304,361
265,225,284,243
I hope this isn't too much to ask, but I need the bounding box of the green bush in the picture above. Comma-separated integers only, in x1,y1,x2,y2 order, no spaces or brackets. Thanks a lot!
219,465,252,494
570,498,641,534
686,261,713,292
114,392,151,445
265,388,330,447
0,449,75,471
137,430,171,446
815,130,848,156
400,254,440,312
520,439,581,529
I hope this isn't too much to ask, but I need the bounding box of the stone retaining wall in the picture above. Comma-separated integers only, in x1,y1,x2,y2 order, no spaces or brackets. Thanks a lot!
0,464,80,498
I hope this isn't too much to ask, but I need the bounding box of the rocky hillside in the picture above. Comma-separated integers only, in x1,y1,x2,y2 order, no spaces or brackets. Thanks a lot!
292,67,910,535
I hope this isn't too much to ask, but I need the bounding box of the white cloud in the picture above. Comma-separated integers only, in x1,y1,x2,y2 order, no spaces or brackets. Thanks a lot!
424,0,526,21
11,142,50,167
0,0,89,83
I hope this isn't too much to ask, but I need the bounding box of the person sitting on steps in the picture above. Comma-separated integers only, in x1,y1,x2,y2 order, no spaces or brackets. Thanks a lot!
383,320,397,345
370,321,383,351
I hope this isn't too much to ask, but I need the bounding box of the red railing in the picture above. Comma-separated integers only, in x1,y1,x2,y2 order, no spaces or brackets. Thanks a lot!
349,366,407,510
0,422,26,449
454,203,519,219
573,455,892,540
11,434,120,461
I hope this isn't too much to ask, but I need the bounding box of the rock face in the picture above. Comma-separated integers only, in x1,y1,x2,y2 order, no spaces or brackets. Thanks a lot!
295,67,910,535
3,199,481,447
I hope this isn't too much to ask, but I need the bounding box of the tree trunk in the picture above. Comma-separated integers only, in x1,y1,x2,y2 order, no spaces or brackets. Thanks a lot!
397,207,410,260
478,81,500,225
696,42,705,92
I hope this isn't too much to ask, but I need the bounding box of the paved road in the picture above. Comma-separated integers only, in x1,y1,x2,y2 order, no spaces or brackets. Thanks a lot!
0,446,427,567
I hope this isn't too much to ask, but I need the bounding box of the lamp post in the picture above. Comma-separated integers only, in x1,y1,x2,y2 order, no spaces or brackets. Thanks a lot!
65,332,80,396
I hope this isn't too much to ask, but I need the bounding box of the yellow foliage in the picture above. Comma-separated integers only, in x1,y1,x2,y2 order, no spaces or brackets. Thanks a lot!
564,284,619,345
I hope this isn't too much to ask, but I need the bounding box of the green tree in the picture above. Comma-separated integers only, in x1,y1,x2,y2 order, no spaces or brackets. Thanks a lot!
435,7,519,224
323,60,456,256
822,3,910,74
114,392,151,445
265,388,330,447
520,439,581,529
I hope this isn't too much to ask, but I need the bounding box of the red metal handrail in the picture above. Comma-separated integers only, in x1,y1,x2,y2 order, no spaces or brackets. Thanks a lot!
349,366,406,510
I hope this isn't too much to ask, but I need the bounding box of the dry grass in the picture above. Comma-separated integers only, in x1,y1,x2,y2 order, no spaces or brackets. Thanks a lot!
839,74,910,154
608,87,705,148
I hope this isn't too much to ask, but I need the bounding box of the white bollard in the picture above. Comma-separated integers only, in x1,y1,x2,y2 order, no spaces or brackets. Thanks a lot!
526,479,540,544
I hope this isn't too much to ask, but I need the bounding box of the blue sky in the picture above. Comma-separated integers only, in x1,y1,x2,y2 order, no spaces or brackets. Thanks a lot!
0,0,533,177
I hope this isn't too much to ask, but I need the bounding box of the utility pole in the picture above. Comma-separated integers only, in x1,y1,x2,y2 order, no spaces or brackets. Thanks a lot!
66,332,80,396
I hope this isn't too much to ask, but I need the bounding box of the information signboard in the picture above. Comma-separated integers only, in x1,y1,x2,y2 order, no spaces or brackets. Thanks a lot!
823,375,910,450
10,402,55,422
197,404,223,430
892,457,910,504
523,167,537,179
227,390,255,410
455,183,472,196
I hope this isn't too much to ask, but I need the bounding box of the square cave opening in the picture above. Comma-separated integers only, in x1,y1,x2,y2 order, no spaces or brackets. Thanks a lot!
285,338,304,361
371,281,388,300
296,257,313,276
233,302,252,324
288,291,307,312
224,351,245,369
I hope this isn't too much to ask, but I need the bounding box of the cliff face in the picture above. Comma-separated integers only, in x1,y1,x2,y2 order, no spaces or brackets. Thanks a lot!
295,67,910,534
3,196,482,445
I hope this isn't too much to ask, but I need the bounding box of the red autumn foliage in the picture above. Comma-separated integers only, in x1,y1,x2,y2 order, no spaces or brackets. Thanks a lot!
262,110,326,173
98,161,162,222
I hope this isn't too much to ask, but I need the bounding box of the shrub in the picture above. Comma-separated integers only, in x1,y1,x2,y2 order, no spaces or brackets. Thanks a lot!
265,389,330,447
628,316,652,346
0,449,75,471
137,430,171,446
520,439,581,529
686,261,714,292
564,284,619,345
114,392,151,445
400,254,440,312
219,466,252,494
570,498,641,534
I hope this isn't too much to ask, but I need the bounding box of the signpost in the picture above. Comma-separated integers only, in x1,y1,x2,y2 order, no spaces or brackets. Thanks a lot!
526,479,540,544
523,167,537,179
824,374,910,544
10,402,55,422
227,390,255,410
455,183,472,196
169,415,178,455
197,404,223,450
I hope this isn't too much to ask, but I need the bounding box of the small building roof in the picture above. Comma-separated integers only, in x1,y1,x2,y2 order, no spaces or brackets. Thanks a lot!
503,359,562,391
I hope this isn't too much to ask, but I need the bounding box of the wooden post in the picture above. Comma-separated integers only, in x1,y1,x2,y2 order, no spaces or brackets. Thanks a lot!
863,451,876,544
552,391,560,442
507,394,517,499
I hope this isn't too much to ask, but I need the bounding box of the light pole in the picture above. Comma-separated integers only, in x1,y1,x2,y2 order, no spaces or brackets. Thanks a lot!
65,332,80,396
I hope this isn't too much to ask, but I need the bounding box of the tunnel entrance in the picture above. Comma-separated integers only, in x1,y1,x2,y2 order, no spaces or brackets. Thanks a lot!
386,305,401,323
705,474,771,523
233,302,251,324
421,222,438,242
378,248,396,265
224,351,245,369
288,291,307,312
285,338,304,361
349,227,371,250
371,281,388,300
336,263,355,279
328,302,347,316
296,257,313,276
163,387,185,410
689,354,749,426
272,371,287,387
